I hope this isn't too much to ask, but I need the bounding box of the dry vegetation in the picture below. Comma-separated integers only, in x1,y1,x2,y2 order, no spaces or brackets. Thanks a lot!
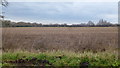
2,27,118,53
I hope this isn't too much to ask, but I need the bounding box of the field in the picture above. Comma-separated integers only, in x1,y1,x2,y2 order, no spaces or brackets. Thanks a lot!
1,27,119,67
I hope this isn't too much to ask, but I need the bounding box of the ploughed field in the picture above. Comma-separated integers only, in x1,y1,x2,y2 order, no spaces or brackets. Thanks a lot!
1,27,119,67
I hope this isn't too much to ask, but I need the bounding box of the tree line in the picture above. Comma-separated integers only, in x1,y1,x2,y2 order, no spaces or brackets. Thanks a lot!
1,19,119,27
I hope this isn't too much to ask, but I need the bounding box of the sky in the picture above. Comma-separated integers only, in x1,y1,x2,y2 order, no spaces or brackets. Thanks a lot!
7,0,119,2
2,0,119,24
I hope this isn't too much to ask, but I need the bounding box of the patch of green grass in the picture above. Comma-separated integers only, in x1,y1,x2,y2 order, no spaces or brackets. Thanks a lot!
1,51,120,66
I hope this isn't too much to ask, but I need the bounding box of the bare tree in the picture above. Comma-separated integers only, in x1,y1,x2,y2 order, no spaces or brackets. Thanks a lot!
1,0,8,7
0,0,8,20
97,19,112,26
87,21,95,26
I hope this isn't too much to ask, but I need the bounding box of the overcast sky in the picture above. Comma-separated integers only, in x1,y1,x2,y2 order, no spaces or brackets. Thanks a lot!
3,1,118,24
7,0,119,2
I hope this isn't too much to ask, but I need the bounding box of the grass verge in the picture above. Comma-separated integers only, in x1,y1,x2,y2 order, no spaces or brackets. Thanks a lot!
1,50,120,67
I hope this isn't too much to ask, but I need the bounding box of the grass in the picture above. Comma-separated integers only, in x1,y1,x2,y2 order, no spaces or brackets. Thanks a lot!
1,27,119,67
2,50,120,67
2,27,118,52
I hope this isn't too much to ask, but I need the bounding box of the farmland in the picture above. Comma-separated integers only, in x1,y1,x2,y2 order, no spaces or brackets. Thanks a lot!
1,27,119,67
